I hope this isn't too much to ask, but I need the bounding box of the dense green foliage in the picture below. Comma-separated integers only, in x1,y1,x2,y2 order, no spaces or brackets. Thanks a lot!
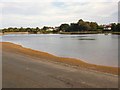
111,23,120,32
59,24,69,32
59,19,99,32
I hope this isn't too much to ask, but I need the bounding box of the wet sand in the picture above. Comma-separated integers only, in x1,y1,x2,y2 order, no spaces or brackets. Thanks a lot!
1,42,119,88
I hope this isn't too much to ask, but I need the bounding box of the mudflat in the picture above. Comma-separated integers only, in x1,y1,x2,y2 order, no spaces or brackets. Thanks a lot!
1,42,119,88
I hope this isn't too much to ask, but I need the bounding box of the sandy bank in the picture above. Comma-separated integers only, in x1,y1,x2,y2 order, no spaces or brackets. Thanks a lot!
0,33,3,36
1,42,119,75
2,32,28,35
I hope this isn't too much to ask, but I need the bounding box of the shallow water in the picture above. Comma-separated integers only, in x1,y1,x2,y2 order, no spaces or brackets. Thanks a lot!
1,34,119,67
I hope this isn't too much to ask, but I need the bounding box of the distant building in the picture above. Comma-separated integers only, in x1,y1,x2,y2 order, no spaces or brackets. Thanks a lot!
54,27,59,31
103,24,112,30
103,24,112,33
45,27,54,31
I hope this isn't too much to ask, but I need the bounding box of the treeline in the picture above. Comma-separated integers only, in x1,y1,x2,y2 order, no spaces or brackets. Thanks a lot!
2,27,41,33
1,19,120,33
59,19,103,32
2,27,57,34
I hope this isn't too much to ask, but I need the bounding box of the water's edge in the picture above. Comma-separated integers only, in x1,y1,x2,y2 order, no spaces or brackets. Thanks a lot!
1,34,118,67
1,42,119,75
1,41,118,68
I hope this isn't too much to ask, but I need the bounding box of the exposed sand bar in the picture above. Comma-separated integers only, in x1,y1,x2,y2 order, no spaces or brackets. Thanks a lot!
1,42,119,88
1,42,119,75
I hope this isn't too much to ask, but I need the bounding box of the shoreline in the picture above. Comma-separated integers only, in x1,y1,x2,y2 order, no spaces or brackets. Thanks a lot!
1,42,119,75
1,32,120,35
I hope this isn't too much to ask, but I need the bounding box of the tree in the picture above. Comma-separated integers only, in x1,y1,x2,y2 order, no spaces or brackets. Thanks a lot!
67,23,79,32
7,27,13,32
77,19,84,25
26,28,32,32
89,22,98,31
42,26,48,30
79,22,91,31
77,19,91,31
111,23,116,32
116,23,120,32
36,27,40,31
19,27,24,32
59,24,69,32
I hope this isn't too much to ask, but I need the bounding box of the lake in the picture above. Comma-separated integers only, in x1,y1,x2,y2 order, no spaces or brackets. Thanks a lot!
1,34,119,67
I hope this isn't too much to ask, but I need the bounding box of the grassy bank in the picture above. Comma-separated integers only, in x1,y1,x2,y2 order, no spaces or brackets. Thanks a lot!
112,32,120,35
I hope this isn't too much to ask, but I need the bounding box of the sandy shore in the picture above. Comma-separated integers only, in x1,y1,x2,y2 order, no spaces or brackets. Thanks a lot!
1,32,28,35
1,42,119,75
0,33,3,36
1,42,119,88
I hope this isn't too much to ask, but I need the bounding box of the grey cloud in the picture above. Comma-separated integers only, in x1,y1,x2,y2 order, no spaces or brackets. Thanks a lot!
2,2,51,16
1,1,118,28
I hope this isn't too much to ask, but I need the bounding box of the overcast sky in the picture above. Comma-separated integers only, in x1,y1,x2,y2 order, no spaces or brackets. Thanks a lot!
0,0,119,28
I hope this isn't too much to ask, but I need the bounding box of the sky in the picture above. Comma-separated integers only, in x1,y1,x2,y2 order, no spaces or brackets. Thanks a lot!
0,0,119,28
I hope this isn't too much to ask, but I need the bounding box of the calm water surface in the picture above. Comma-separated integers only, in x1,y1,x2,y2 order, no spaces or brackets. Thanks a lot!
1,34,118,67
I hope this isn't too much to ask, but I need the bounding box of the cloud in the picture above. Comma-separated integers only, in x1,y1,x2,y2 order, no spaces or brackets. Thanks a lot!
1,0,119,2
1,1,118,28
